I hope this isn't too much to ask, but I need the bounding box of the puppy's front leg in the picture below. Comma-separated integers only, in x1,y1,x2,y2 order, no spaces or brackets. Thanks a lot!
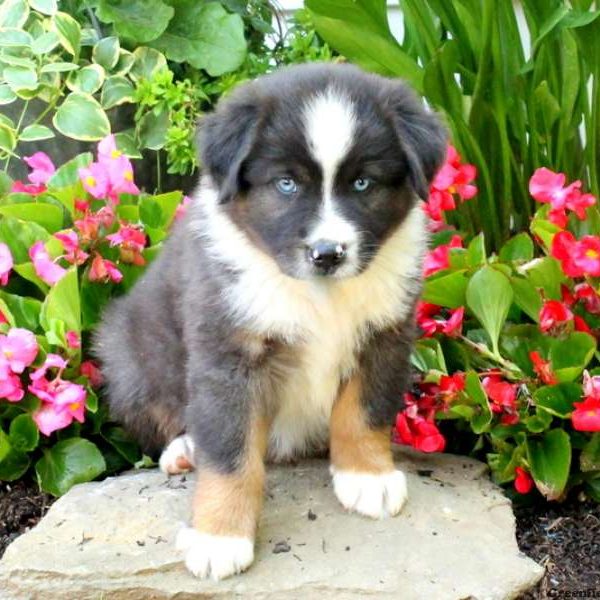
177,414,268,581
330,325,415,519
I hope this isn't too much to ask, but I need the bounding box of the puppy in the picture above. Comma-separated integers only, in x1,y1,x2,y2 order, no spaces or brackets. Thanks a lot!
95,62,446,581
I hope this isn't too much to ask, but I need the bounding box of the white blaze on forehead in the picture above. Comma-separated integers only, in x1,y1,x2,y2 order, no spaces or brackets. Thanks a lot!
303,88,357,198
303,88,359,259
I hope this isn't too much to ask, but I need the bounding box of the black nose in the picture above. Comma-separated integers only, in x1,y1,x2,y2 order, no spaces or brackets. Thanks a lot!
308,240,346,273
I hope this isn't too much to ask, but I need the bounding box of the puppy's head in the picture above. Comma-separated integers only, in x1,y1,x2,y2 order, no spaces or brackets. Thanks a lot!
199,63,447,280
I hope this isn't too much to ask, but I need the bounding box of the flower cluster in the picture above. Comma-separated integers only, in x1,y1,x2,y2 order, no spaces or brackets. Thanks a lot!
573,371,600,431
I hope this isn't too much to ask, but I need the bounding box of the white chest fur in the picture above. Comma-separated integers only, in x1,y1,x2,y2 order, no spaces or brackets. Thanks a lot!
190,184,427,460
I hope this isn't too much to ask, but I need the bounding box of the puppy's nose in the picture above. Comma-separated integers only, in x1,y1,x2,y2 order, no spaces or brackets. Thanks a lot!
308,240,346,273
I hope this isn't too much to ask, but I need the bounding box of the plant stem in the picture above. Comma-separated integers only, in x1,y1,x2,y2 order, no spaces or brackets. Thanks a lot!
460,335,525,379
4,100,29,171
156,151,161,193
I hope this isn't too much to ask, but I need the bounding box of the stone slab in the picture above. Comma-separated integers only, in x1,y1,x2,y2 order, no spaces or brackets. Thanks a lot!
0,447,543,599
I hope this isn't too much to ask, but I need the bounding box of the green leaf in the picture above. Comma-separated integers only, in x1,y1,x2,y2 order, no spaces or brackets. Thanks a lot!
522,256,566,300
53,92,110,141
152,190,182,226
137,108,168,150
0,203,64,233
0,122,16,153
35,438,106,496
19,123,55,141
3,65,38,91
466,266,513,355
0,215,49,263
422,269,468,309
96,0,174,44
9,414,39,452
581,433,600,472
29,0,57,15
40,267,80,333
511,276,542,322
47,151,92,189
129,46,166,81
92,36,120,70
40,61,79,73
31,30,60,54
466,233,486,267
66,64,105,94
101,425,141,464
527,429,571,500
500,233,534,262
306,0,423,91
465,370,492,434
0,0,29,28
101,75,134,109
524,409,553,433
52,11,81,57
412,338,447,373
0,291,41,330
534,383,580,418
151,1,246,76
0,446,30,482
550,332,596,382
0,83,17,105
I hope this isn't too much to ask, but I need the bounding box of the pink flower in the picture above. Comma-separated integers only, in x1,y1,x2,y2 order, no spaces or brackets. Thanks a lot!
425,146,477,221
175,195,192,221
0,243,13,286
11,181,46,195
0,369,24,402
571,396,600,432
33,403,74,436
539,300,574,335
88,254,122,284
0,328,38,374
74,199,90,213
29,241,67,285
583,370,600,401
79,162,111,199
66,331,80,349
23,152,56,185
30,353,67,384
97,134,122,162
80,360,102,387
105,154,139,197
514,467,534,494
54,230,89,265
417,302,464,338
106,223,146,265
529,168,595,226
423,235,463,277
575,236,600,276
551,231,600,278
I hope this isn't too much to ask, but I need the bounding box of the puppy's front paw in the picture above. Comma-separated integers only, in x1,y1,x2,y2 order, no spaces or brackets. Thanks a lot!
159,435,195,475
331,469,407,519
176,527,254,580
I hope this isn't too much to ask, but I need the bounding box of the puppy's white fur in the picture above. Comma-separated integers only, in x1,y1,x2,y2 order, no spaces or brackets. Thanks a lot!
331,468,408,519
176,527,254,580
191,186,426,460
159,434,195,475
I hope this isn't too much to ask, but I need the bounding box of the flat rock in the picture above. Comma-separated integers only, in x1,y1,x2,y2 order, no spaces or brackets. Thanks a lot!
0,447,543,599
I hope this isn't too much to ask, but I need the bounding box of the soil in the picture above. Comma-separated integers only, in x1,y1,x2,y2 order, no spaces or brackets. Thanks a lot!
1,478,599,596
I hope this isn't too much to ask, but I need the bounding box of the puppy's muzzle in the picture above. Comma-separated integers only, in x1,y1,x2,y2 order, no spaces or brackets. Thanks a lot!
307,239,347,274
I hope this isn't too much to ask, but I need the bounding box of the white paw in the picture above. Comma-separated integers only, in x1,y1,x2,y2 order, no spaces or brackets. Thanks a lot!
176,527,254,580
331,469,408,519
159,435,195,475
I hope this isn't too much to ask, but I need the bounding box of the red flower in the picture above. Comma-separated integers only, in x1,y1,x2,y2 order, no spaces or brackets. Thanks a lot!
11,181,46,195
80,360,103,387
574,315,592,334
395,411,446,453
439,372,466,398
423,235,463,277
106,223,146,266
89,254,122,284
571,396,600,432
514,467,534,494
529,351,558,385
575,283,600,314
417,302,464,338
539,300,573,335
424,146,477,221
482,375,520,424
551,231,600,277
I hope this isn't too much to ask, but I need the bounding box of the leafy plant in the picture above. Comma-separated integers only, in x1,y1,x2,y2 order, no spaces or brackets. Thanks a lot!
0,136,188,495
306,0,600,251
395,145,600,503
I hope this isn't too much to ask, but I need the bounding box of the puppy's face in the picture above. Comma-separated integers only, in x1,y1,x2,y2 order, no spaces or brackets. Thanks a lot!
199,64,447,280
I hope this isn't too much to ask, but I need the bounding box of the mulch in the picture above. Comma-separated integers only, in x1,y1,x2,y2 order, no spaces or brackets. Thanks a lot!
1,477,599,596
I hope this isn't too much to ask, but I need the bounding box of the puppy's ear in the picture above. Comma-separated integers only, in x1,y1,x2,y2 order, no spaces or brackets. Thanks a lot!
385,82,448,200
197,95,262,204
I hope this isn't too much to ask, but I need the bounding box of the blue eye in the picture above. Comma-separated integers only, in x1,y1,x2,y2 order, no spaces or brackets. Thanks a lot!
353,177,371,192
275,177,298,195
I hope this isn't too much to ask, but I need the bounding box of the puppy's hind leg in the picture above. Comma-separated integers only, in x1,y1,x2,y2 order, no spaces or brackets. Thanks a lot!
159,434,196,475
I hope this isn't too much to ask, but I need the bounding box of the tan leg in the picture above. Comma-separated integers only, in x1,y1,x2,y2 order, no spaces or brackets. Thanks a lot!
330,376,407,519
176,418,268,580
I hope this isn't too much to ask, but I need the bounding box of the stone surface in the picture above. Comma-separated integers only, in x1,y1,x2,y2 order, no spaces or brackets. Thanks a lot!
0,447,543,599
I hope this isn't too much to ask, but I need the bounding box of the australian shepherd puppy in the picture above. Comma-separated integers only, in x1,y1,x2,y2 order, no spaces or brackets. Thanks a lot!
95,62,446,580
